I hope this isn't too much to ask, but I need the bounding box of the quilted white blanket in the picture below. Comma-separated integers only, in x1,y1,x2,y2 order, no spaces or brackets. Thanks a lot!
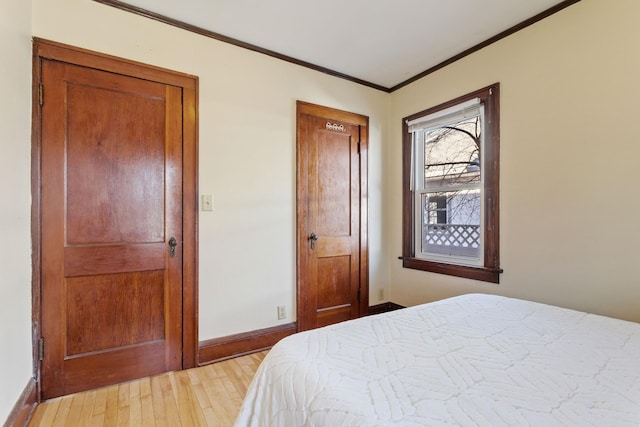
235,294,640,426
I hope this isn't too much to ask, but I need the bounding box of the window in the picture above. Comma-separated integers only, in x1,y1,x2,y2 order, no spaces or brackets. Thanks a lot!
401,84,502,283
427,195,448,225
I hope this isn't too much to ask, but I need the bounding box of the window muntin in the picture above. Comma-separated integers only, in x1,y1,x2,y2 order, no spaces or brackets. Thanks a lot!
401,83,501,283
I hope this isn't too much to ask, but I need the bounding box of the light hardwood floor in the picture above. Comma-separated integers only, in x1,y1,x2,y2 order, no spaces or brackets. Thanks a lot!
28,351,267,427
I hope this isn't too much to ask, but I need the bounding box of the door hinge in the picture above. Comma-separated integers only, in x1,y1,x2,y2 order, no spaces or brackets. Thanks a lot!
38,84,44,107
38,338,44,361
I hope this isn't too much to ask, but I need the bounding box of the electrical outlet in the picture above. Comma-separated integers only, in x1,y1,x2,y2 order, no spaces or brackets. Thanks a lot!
378,289,385,301
277,305,286,320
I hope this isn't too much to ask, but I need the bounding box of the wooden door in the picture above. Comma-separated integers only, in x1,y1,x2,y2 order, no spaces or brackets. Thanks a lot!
36,42,197,399
296,102,369,331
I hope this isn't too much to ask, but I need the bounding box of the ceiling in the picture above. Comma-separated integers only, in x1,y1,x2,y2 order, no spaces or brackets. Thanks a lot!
111,0,574,91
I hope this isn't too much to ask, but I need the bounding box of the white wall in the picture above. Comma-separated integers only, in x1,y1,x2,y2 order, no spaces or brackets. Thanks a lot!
387,0,640,322
31,0,390,340
0,0,33,420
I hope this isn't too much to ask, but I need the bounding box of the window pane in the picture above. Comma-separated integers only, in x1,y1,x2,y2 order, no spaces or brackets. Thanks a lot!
421,191,480,259
424,115,481,189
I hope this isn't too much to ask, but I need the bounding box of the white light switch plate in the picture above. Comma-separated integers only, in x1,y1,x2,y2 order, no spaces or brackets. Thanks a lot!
201,194,213,211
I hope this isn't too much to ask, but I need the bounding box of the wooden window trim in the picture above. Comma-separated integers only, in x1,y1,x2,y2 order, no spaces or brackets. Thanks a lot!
401,83,502,283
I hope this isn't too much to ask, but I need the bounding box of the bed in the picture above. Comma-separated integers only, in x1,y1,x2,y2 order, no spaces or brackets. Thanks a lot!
234,293,640,426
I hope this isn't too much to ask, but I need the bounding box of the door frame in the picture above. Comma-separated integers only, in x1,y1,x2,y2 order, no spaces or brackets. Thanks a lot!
31,38,199,400
295,101,369,331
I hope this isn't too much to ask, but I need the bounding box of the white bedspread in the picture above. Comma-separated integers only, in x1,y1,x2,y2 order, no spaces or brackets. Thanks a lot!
235,294,640,426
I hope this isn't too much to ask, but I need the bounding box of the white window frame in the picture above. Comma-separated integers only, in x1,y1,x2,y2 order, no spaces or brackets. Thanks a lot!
411,105,485,267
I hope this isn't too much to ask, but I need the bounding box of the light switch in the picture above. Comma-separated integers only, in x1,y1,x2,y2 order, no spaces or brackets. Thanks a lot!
201,194,213,211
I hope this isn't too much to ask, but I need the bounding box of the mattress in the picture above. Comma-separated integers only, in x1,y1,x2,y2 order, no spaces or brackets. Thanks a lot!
235,294,640,426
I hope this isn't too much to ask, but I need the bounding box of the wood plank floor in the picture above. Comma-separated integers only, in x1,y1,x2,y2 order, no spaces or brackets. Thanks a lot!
28,351,267,427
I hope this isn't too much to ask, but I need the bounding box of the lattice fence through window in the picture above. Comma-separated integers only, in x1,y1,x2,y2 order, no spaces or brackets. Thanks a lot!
425,224,480,248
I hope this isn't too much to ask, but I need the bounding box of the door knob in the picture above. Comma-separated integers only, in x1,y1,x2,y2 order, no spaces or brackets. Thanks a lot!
309,233,318,249
168,237,178,257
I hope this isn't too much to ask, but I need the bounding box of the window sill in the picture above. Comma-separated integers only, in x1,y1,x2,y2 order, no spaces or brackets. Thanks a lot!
400,257,502,284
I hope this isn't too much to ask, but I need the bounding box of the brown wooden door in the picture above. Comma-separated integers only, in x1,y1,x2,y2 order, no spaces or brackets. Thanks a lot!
296,102,369,331
39,57,184,398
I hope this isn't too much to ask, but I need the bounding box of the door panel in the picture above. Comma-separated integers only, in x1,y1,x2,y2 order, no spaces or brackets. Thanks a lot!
40,58,183,398
296,102,369,331
65,271,165,355
317,131,351,236
317,256,351,308
65,78,166,245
